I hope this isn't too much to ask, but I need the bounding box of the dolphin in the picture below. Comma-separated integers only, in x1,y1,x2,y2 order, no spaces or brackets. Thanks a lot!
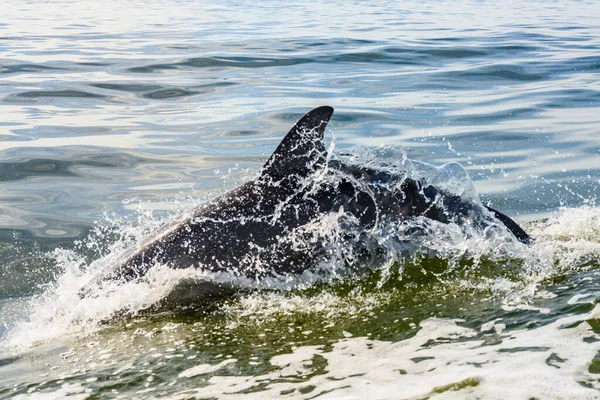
88,106,530,297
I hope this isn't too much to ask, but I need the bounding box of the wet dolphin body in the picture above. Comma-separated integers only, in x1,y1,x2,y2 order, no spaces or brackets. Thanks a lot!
92,106,530,296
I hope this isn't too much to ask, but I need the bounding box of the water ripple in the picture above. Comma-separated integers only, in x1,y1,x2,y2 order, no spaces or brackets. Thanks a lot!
13,89,108,99
1,63,65,74
454,65,546,81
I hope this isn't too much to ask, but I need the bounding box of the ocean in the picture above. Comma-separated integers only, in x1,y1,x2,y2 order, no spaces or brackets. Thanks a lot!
1,0,600,398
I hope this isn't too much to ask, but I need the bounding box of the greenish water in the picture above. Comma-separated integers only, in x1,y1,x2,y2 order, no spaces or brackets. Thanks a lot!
1,0,600,398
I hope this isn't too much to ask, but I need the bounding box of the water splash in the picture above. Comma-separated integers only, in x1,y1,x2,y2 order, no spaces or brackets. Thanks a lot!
2,148,599,348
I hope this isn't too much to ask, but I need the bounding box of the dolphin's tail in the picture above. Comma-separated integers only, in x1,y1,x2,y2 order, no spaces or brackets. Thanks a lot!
485,205,532,245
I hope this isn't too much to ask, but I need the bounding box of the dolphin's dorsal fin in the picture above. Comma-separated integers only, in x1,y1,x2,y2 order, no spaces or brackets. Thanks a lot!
261,106,334,180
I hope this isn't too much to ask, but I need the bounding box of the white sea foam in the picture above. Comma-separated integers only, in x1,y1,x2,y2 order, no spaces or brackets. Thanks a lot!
168,306,600,400
10,383,90,400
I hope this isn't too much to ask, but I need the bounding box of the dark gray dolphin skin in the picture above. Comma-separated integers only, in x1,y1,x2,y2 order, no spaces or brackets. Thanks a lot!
92,106,531,292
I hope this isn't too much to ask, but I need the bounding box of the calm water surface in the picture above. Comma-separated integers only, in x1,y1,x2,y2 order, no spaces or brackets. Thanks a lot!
1,1,600,398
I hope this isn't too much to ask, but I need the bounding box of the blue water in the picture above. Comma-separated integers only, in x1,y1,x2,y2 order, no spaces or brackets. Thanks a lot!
1,0,600,398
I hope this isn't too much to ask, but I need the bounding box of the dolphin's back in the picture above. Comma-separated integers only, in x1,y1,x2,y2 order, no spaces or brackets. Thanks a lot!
94,106,531,292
